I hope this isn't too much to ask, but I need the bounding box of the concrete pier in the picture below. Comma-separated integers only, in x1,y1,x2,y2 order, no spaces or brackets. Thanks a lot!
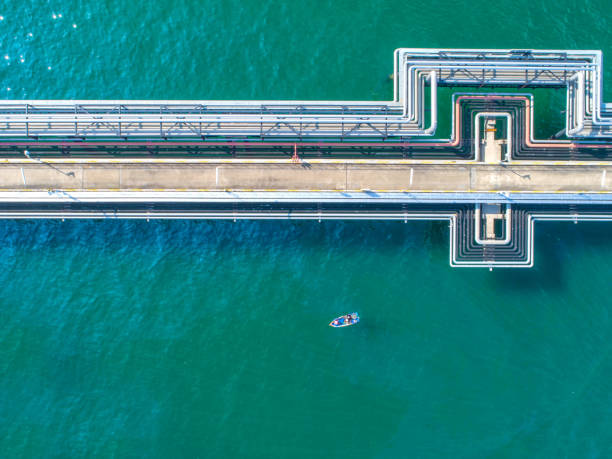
0,48,612,268
482,119,505,163
4,159,611,194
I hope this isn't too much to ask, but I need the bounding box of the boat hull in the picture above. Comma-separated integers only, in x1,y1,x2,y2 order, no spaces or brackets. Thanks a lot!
329,312,360,327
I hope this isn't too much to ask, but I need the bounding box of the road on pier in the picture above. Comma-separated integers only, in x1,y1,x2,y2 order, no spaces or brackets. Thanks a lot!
0,159,611,193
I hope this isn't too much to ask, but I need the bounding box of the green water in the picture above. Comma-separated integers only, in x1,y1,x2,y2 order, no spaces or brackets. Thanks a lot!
1,1,612,457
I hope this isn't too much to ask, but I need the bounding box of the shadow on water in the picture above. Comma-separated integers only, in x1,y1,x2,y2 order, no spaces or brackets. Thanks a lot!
275,219,432,253
495,232,564,291
559,220,612,250
0,219,435,256
491,221,612,292
2,219,610,286
422,221,448,249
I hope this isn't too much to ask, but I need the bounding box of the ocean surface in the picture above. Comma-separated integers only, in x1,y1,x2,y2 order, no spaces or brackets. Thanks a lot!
1,1,612,457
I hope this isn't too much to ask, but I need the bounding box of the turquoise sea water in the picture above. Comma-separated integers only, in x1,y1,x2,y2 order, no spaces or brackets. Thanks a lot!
1,1,612,457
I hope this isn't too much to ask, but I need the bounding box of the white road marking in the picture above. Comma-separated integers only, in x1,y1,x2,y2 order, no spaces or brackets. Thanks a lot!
410,168,414,186
602,169,607,188
20,167,26,185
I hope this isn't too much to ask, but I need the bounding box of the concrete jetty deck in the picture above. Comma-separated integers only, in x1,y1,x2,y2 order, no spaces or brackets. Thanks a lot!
4,159,611,194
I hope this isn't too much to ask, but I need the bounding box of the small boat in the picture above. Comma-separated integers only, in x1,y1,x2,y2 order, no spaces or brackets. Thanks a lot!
329,312,359,328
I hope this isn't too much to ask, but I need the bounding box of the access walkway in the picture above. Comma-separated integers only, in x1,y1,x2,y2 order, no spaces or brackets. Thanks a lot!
4,159,611,194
